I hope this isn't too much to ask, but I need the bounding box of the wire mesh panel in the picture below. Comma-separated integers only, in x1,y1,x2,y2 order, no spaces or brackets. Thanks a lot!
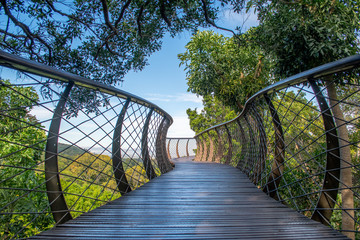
0,51,173,239
166,138,196,159
195,55,360,238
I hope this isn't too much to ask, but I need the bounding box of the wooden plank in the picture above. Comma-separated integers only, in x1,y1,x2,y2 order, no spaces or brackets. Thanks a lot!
33,158,347,239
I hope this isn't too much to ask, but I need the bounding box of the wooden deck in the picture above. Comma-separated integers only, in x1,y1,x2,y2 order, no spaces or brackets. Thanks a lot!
34,157,347,239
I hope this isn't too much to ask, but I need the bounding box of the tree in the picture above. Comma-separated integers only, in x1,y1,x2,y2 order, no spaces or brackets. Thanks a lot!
243,0,360,237
179,29,273,112
0,0,239,86
187,94,237,134
0,80,53,238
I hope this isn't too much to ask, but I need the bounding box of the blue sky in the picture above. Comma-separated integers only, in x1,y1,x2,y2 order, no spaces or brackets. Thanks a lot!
121,9,258,137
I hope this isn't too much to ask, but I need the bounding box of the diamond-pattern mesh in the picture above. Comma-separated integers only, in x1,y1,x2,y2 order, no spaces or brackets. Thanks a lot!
166,138,196,159
0,57,172,239
195,63,360,237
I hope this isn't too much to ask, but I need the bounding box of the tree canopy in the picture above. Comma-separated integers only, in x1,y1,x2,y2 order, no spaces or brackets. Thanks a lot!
0,0,242,85
187,94,237,134
179,29,272,112
249,0,360,77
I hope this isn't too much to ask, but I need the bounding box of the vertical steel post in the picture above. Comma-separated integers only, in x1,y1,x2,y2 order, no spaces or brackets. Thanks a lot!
163,119,173,171
207,132,215,162
224,125,233,165
167,138,171,160
244,114,255,177
45,81,74,224
141,108,157,180
176,139,180,158
156,117,172,173
309,79,341,225
198,136,204,161
236,119,247,170
250,106,267,184
215,128,224,163
200,135,207,161
263,94,285,200
186,139,190,157
112,98,132,194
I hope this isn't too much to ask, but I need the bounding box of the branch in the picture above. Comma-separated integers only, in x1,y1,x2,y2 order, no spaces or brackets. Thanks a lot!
3,16,9,41
94,34,126,60
279,0,301,4
45,0,98,37
160,0,171,27
200,0,237,36
136,0,151,38
100,0,117,33
1,0,34,44
0,29,26,39
1,0,53,62
114,0,132,28
137,5,145,37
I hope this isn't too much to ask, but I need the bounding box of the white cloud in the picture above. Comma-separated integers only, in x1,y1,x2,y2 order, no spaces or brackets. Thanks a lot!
175,93,202,103
145,93,202,103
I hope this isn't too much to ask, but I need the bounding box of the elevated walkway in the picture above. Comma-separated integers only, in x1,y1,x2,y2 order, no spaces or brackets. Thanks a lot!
34,157,346,239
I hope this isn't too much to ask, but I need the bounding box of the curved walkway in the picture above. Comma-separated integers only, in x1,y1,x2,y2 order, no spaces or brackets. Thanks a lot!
34,157,347,239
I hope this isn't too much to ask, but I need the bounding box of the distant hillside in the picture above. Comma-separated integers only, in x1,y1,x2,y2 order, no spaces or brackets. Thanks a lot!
58,143,86,156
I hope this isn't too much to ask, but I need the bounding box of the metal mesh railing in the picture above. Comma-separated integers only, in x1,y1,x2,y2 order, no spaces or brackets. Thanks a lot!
195,55,360,239
166,138,196,159
0,51,173,239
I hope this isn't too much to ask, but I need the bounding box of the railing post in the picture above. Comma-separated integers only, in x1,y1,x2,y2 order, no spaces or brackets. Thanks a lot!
236,119,247,170
112,97,132,194
250,105,267,184
156,117,172,173
207,132,215,162
141,108,157,180
214,128,224,163
45,81,74,224
244,114,256,178
167,138,171,159
200,135,208,161
309,79,341,225
163,119,173,170
263,94,285,200
186,138,190,157
194,137,200,161
224,125,233,165
198,136,204,161
176,139,180,158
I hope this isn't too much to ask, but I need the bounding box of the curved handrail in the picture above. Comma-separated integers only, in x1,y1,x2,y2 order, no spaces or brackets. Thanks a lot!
0,50,173,123
195,54,360,137
166,137,196,159
194,55,360,238
0,50,173,239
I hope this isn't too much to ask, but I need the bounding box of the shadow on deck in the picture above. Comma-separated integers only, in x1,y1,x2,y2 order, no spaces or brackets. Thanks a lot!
34,157,346,239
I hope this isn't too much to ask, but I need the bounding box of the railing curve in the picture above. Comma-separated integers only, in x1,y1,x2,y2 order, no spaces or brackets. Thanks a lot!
166,137,196,159
195,55,360,238
0,50,173,239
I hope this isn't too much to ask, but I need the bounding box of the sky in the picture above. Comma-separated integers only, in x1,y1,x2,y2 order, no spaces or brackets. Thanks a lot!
120,8,259,138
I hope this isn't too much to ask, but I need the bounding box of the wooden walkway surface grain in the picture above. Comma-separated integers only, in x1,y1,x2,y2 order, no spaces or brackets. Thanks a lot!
34,157,347,239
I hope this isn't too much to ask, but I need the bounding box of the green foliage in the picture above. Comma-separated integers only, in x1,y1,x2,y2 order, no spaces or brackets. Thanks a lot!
187,95,237,134
179,30,273,112
0,0,228,85
58,143,86,157
248,0,360,77
0,80,54,239
58,152,121,218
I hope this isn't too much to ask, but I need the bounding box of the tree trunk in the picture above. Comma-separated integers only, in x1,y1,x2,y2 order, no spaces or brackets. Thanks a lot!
326,80,354,240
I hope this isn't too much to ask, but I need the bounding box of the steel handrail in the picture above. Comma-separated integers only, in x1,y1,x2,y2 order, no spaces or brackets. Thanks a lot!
0,50,173,123
195,55,360,137
193,54,360,239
